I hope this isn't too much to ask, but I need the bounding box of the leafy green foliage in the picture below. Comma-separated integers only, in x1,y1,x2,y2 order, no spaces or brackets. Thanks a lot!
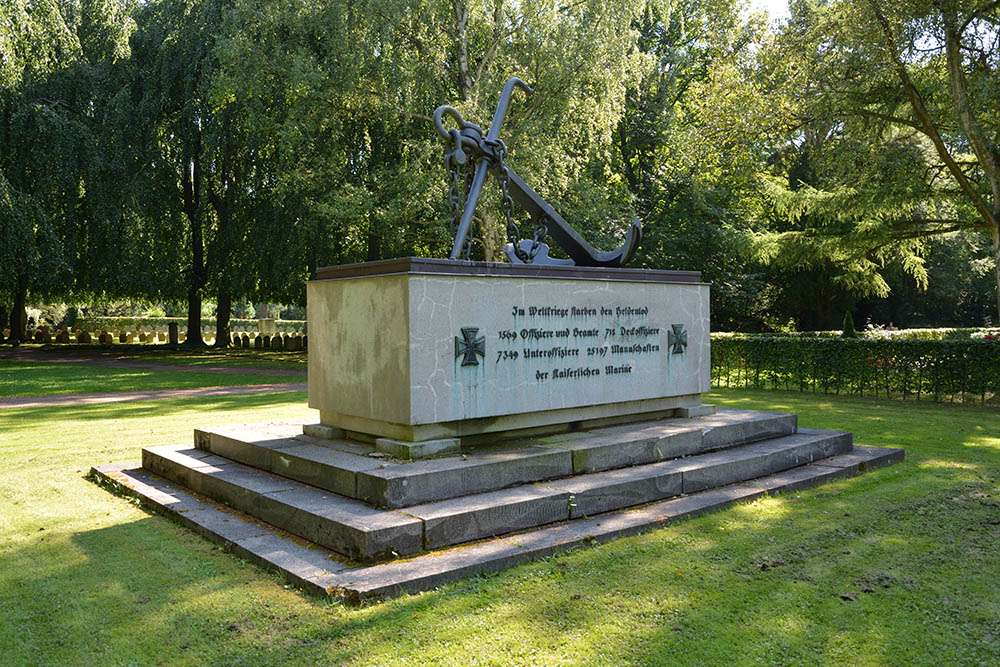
0,0,136,337
744,0,1000,320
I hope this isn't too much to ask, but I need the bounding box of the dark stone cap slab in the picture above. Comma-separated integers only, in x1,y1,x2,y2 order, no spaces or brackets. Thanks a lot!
313,257,703,285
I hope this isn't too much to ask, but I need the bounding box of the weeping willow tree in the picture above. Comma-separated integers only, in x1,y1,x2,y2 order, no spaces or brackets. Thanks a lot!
0,0,135,342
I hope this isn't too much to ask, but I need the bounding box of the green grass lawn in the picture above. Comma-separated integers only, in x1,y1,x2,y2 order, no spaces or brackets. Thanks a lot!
0,361,303,398
1,388,998,665
121,347,308,371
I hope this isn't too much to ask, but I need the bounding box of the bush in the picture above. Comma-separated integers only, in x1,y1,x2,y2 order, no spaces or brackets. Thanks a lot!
715,327,1000,341
842,311,857,338
711,335,1000,404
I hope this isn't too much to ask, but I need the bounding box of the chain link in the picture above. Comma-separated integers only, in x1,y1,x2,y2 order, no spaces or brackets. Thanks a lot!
445,129,473,260
492,140,545,263
446,130,547,263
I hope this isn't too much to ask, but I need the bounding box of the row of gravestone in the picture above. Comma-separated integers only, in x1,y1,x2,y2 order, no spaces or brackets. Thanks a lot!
3,326,306,351
228,332,307,350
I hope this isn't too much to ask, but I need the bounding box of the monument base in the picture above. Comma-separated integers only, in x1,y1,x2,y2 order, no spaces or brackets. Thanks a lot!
319,395,714,447
93,407,903,603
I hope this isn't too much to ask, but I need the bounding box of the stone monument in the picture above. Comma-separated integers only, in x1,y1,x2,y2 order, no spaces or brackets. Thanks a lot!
93,79,903,603
307,259,712,458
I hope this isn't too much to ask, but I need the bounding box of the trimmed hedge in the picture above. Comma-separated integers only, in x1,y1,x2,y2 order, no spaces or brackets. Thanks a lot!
74,316,306,333
712,335,1000,405
714,327,1000,341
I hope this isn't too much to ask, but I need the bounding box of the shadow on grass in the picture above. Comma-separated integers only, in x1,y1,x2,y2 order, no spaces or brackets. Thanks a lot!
3,389,999,663
21,457,988,663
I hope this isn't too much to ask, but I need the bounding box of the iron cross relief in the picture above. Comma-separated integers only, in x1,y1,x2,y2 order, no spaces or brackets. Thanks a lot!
455,327,486,366
668,324,688,354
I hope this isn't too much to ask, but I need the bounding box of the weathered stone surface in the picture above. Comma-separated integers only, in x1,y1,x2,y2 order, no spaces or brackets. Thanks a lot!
89,463,351,591
94,439,904,603
694,408,798,449
294,433,375,457
124,468,206,513
196,426,301,468
268,443,382,498
258,487,423,561
308,265,711,443
355,446,573,508
539,421,703,473
642,483,766,523
745,464,852,493
375,437,461,460
180,506,272,543
237,421,305,439
230,533,350,583
189,461,299,509
330,484,771,603
678,430,851,494
142,446,231,491
541,462,684,518
141,446,422,561
406,485,571,549
676,403,716,418
302,423,345,440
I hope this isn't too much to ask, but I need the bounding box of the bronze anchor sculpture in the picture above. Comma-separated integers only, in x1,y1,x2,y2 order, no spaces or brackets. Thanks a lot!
433,78,641,267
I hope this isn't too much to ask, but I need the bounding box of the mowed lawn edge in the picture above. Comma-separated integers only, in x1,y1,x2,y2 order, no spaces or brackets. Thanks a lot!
0,388,997,665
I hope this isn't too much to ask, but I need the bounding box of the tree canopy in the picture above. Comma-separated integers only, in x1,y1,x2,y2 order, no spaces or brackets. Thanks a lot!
2,0,999,338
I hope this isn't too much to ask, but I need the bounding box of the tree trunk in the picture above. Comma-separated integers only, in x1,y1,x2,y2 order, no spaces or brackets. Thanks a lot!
450,0,473,100
992,223,1000,326
182,152,206,348
366,216,381,262
215,290,232,348
8,285,27,344
185,284,203,347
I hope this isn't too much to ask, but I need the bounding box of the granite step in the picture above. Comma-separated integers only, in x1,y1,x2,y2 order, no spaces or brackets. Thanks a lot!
142,426,844,561
141,445,423,562
406,428,850,548
193,408,798,509
93,444,903,603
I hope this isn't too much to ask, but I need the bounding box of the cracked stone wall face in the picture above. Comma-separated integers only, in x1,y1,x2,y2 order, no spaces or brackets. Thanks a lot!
408,276,709,425
308,273,709,429
308,275,412,424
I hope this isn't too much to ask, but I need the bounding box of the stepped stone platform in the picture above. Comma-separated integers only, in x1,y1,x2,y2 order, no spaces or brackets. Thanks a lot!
91,408,903,602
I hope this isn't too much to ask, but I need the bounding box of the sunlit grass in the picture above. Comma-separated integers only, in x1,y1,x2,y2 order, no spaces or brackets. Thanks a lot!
121,347,307,371
0,360,302,398
1,387,998,664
